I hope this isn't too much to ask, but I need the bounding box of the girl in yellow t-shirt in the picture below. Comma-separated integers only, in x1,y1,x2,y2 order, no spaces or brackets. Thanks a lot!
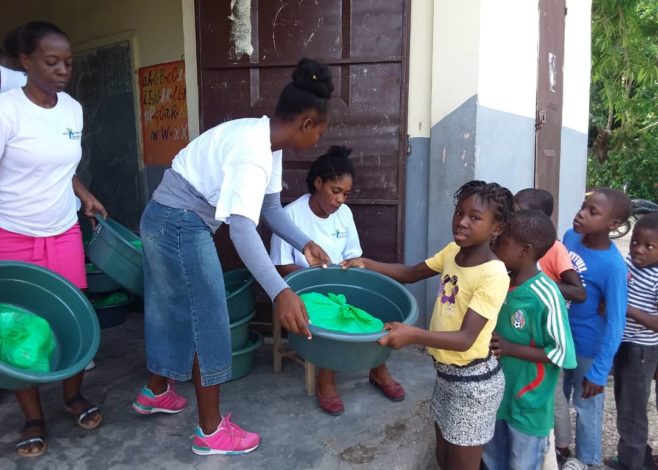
342,180,513,470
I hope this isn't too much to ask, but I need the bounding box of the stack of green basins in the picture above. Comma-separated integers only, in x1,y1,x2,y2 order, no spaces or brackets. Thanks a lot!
225,269,262,382
86,263,134,329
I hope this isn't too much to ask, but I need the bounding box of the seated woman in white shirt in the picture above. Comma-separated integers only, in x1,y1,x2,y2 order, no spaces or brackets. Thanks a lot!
270,146,405,415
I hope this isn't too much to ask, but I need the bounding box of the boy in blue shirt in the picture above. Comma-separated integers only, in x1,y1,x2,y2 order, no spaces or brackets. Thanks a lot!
562,188,632,468
482,210,576,470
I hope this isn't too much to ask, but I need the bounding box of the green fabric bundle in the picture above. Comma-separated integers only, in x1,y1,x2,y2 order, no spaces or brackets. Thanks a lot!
300,292,384,333
130,239,143,250
0,304,56,372
91,292,130,308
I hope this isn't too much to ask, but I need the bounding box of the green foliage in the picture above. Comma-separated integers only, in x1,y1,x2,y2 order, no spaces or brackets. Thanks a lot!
588,0,658,200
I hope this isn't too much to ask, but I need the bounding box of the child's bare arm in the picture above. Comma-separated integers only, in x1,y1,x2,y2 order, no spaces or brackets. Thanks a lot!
378,308,487,351
341,258,436,284
557,269,586,303
490,332,551,363
627,305,658,333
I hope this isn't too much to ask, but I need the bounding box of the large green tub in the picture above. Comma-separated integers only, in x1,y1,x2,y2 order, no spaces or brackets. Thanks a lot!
227,331,262,382
284,267,418,371
230,310,255,351
224,269,255,322
86,263,122,294
0,262,101,390
86,215,143,297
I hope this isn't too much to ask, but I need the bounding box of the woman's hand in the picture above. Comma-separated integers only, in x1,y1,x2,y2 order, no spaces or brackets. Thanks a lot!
377,322,418,349
81,193,108,224
274,288,312,339
72,176,108,227
339,257,369,269
302,241,330,268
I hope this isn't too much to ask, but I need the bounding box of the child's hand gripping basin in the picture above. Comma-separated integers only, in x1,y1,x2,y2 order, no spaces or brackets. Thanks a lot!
284,266,418,371
86,215,144,297
0,261,101,390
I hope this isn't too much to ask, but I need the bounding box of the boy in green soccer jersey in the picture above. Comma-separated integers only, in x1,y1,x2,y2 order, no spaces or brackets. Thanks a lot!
482,210,577,470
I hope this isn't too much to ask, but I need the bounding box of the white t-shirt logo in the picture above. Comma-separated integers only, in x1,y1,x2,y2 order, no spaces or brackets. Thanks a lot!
63,128,82,140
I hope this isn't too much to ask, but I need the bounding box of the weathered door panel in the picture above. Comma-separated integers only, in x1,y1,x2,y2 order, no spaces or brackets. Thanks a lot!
536,0,566,225
197,0,409,274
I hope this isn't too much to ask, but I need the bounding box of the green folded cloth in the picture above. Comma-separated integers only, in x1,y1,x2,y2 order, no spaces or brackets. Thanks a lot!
0,304,56,372
92,292,130,308
86,262,100,274
300,292,384,333
130,240,143,250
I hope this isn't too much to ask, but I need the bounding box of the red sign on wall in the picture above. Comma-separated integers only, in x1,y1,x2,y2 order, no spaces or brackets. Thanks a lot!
138,60,189,165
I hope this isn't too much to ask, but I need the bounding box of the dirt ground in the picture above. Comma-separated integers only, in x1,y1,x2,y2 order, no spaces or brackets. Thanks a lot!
598,378,658,468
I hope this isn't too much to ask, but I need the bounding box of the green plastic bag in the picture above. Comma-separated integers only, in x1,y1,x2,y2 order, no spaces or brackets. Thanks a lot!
300,292,384,334
0,304,56,372
91,292,130,308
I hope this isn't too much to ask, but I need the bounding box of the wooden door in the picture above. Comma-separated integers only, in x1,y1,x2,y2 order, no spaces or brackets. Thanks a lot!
536,0,566,225
196,0,410,271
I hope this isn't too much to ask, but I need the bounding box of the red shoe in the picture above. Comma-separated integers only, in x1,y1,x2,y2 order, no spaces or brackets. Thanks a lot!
369,374,405,402
316,390,344,416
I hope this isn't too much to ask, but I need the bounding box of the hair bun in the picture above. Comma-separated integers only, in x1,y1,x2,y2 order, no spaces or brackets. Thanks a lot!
324,145,352,159
292,57,334,100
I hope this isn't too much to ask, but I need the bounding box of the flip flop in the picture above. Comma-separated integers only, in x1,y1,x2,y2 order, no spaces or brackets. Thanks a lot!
64,393,103,430
16,419,47,458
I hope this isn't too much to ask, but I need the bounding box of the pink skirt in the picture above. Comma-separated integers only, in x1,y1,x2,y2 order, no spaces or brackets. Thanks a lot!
0,224,87,289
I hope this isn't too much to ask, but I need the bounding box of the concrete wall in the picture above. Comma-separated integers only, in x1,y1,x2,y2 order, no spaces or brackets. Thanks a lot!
558,0,592,237
408,0,591,317
1,0,184,71
1,0,187,199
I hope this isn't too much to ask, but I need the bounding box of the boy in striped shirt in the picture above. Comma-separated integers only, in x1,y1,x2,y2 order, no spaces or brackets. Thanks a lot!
613,212,658,470
482,210,576,470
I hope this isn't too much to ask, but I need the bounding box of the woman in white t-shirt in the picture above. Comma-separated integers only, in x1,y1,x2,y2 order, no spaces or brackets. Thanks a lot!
132,58,333,456
0,21,107,458
270,146,405,415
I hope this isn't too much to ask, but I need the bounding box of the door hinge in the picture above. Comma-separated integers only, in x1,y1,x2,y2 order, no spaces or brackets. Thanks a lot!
535,110,547,131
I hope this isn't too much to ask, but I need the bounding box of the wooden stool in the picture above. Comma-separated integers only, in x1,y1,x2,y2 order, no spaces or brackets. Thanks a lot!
272,311,316,396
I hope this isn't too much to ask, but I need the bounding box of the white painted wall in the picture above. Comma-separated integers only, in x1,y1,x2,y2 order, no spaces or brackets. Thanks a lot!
407,0,433,139
558,0,592,237
474,0,539,191
477,0,539,119
182,0,200,140
431,0,481,125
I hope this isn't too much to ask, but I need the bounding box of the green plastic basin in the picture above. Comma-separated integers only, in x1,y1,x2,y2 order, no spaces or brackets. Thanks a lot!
0,261,101,390
284,266,418,371
86,263,122,294
86,215,143,297
227,331,262,382
230,310,255,351
224,269,255,322
92,291,134,329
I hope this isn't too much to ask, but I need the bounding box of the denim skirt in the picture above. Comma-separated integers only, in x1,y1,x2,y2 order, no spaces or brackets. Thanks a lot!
141,200,232,386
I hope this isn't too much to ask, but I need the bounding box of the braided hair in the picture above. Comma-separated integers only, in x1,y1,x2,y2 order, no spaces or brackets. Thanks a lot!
454,180,514,227
276,58,334,122
306,146,354,194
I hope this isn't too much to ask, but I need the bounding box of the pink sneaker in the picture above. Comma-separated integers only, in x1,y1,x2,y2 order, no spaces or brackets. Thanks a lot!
131,383,187,414
192,414,261,455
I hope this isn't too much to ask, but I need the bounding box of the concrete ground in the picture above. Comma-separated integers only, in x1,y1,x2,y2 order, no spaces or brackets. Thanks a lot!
0,233,652,469
0,310,438,470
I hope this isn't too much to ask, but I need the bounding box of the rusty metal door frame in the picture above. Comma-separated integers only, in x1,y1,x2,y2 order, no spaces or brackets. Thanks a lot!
535,0,566,226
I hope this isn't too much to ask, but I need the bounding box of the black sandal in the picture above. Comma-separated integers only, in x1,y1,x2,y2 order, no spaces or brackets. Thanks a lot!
64,393,102,430
16,419,47,458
